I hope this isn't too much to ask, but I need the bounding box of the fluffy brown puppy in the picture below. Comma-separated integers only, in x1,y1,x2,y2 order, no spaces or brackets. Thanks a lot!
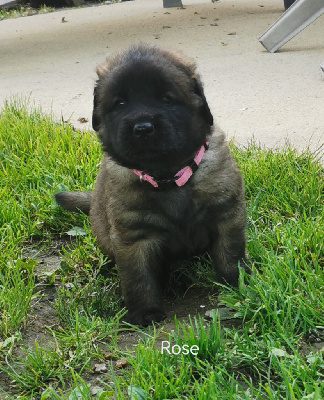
55,43,246,326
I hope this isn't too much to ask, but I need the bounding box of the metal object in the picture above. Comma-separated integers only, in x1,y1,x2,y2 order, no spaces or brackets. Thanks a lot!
259,0,324,53
163,0,183,8
321,61,324,72
0,0,18,9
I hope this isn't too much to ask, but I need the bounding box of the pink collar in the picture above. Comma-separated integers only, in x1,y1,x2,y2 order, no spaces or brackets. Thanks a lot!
133,142,209,189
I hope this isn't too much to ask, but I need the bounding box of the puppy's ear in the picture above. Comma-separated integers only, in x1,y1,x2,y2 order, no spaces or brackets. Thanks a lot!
165,49,213,126
92,85,101,132
193,77,214,126
92,60,111,132
96,63,109,78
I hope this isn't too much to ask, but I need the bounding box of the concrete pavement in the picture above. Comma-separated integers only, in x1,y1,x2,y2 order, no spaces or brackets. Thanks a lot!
1,0,323,152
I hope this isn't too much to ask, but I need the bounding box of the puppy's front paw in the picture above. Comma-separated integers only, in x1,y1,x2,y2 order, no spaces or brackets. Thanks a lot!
216,261,250,287
123,308,166,326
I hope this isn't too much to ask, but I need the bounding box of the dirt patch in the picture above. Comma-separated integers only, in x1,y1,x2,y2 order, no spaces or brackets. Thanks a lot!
117,286,243,353
19,242,239,352
117,287,218,350
0,241,226,397
18,241,65,348
23,241,226,353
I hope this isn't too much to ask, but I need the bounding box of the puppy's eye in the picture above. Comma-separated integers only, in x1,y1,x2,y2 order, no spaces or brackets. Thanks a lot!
114,98,127,107
162,94,173,105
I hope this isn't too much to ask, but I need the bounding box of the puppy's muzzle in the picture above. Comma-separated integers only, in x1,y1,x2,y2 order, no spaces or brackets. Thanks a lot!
133,121,155,138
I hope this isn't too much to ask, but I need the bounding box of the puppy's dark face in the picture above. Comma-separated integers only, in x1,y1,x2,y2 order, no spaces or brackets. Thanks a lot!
93,44,213,176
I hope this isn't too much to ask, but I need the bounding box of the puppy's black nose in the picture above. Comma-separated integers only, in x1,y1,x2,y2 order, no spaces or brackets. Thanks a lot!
133,122,155,137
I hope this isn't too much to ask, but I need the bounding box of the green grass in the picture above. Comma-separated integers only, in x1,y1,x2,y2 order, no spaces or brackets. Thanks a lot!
0,100,323,399
0,5,54,20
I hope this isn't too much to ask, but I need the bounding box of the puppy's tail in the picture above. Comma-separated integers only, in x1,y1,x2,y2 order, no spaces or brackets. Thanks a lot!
55,191,91,215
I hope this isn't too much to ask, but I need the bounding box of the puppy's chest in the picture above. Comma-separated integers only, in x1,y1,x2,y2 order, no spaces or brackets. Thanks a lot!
150,189,211,255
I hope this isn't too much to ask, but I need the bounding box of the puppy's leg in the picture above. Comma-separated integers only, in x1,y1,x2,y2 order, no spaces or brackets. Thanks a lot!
115,239,166,326
211,209,246,287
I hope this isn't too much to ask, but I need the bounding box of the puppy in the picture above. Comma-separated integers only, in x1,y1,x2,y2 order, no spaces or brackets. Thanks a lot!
55,43,246,326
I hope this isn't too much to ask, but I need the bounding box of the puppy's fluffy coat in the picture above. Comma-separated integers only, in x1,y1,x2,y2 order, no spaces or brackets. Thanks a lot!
55,43,246,326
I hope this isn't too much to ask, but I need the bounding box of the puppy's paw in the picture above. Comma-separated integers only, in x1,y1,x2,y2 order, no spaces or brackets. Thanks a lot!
123,308,166,326
217,261,250,287
214,266,239,287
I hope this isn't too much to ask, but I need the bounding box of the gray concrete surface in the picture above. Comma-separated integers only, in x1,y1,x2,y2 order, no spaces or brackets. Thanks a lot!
0,0,323,153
